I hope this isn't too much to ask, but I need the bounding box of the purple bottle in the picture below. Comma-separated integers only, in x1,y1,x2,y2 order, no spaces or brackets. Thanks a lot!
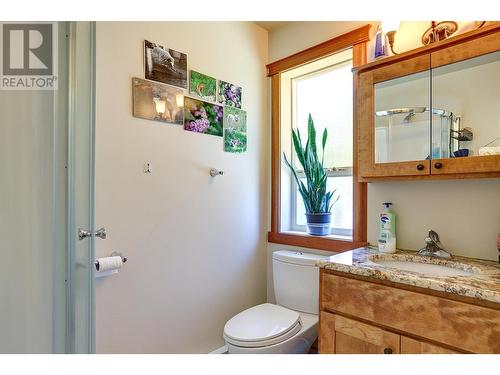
374,25,387,59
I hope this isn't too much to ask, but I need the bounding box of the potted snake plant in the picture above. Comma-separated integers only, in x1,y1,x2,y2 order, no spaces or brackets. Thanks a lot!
283,114,339,236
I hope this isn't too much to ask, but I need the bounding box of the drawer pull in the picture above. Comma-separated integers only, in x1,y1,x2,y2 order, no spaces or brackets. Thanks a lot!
384,347,393,354
434,162,443,169
416,163,425,171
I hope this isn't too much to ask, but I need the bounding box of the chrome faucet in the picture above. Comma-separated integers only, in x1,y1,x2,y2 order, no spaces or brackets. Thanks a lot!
417,230,452,259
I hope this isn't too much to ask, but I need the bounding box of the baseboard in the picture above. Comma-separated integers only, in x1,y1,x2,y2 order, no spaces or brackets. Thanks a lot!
209,345,228,354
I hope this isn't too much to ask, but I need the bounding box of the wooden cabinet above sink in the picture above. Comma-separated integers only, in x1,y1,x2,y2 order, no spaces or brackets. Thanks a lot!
355,23,500,181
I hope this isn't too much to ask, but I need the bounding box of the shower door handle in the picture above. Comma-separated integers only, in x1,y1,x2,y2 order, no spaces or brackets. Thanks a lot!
78,227,107,240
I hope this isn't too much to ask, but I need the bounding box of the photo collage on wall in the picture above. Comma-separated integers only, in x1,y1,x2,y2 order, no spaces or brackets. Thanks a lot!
132,39,247,153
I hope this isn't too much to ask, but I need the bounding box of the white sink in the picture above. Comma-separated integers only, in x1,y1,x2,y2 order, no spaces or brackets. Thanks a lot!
373,260,475,277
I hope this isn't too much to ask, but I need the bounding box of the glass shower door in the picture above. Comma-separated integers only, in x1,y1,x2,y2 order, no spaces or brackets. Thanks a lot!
66,21,96,354
0,21,95,353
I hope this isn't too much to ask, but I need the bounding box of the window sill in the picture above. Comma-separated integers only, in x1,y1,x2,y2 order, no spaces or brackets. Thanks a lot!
267,231,368,252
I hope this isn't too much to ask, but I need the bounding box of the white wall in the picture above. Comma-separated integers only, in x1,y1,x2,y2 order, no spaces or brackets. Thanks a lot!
95,22,268,353
267,21,500,303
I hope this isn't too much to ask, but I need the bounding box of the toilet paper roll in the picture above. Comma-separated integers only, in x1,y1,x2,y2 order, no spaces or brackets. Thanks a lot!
95,256,123,272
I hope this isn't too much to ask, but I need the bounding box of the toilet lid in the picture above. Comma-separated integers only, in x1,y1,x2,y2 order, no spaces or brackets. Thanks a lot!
223,303,301,347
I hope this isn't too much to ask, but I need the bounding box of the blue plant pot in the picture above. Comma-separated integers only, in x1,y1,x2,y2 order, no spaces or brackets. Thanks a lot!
305,213,332,236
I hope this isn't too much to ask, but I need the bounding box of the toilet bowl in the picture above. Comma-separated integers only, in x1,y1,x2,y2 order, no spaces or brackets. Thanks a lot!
224,303,318,354
223,250,328,354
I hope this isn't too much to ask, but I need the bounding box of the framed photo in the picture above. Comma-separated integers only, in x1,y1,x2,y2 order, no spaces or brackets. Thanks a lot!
144,40,187,89
218,80,242,108
224,107,247,153
132,77,184,125
184,96,224,137
189,70,216,102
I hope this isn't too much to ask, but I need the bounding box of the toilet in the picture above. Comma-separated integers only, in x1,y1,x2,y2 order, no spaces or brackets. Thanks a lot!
223,250,328,354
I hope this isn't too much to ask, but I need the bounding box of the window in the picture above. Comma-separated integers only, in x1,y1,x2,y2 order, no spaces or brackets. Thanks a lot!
290,54,353,238
267,25,370,251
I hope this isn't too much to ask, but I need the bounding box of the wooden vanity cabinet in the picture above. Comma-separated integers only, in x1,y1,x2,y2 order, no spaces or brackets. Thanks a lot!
318,270,500,354
356,23,500,181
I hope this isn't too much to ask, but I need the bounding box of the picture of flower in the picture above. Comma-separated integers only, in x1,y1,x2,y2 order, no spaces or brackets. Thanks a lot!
189,70,216,102
224,107,247,153
144,40,188,89
184,97,224,137
218,80,242,108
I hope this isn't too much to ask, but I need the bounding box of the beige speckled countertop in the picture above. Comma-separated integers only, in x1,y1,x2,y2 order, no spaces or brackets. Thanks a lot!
318,247,500,305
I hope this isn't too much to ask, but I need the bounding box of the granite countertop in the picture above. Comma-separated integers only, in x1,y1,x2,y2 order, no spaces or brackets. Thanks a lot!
318,247,500,304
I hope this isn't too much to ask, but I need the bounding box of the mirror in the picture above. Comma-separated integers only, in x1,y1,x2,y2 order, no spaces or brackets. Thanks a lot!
432,50,500,159
374,70,431,163
373,50,500,164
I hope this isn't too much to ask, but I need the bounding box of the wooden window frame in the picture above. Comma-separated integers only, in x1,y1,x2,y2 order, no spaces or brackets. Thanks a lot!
267,24,371,252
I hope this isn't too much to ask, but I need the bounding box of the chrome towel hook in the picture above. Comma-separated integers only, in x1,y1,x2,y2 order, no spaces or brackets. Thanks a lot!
210,168,224,177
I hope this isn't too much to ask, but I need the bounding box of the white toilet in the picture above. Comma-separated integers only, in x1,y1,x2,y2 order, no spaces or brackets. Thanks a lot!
223,250,328,354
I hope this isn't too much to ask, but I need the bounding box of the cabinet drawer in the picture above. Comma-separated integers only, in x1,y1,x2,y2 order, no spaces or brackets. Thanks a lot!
320,312,400,354
321,272,500,353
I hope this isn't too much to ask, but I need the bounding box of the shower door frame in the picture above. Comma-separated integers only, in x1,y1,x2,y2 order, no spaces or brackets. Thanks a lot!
65,21,96,354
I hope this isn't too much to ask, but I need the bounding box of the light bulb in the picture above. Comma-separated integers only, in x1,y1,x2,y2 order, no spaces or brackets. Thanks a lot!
153,97,166,114
176,93,184,108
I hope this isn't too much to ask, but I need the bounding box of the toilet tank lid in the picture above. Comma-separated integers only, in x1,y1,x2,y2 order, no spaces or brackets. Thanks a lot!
272,250,329,266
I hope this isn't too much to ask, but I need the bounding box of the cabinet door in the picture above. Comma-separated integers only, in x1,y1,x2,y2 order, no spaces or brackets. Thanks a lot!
319,312,400,354
430,34,500,175
358,55,432,179
401,336,462,354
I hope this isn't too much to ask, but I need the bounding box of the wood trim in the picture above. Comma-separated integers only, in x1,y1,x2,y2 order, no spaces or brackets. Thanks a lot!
431,156,500,175
352,42,368,242
266,24,371,76
359,171,500,182
318,311,335,353
353,22,500,74
268,232,367,252
268,25,370,250
270,74,281,233
372,54,430,83
431,30,500,68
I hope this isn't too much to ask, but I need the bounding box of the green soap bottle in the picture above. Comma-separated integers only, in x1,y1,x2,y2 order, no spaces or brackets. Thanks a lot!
378,202,396,253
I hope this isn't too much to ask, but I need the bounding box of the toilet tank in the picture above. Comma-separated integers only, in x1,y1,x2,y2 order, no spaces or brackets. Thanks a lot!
272,250,329,315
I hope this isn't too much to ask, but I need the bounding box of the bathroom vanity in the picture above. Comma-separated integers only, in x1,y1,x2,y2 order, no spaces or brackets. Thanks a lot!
355,23,500,181
317,248,500,354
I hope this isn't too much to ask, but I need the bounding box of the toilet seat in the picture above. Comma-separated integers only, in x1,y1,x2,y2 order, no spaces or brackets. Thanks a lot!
223,303,302,348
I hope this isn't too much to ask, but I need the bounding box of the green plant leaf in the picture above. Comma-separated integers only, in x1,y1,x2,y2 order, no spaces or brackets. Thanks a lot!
291,129,305,170
307,113,317,161
321,128,328,165
287,114,339,214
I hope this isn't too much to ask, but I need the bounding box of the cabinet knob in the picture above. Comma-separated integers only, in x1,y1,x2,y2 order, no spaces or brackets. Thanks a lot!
384,347,393,354
416,163,425,171
434,162,443,169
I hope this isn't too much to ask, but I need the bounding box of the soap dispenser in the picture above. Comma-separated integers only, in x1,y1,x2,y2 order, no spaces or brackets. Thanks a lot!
378,202,397,253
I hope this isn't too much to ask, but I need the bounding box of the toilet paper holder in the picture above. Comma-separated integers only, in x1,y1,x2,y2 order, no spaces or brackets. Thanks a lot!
94,251,127,271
